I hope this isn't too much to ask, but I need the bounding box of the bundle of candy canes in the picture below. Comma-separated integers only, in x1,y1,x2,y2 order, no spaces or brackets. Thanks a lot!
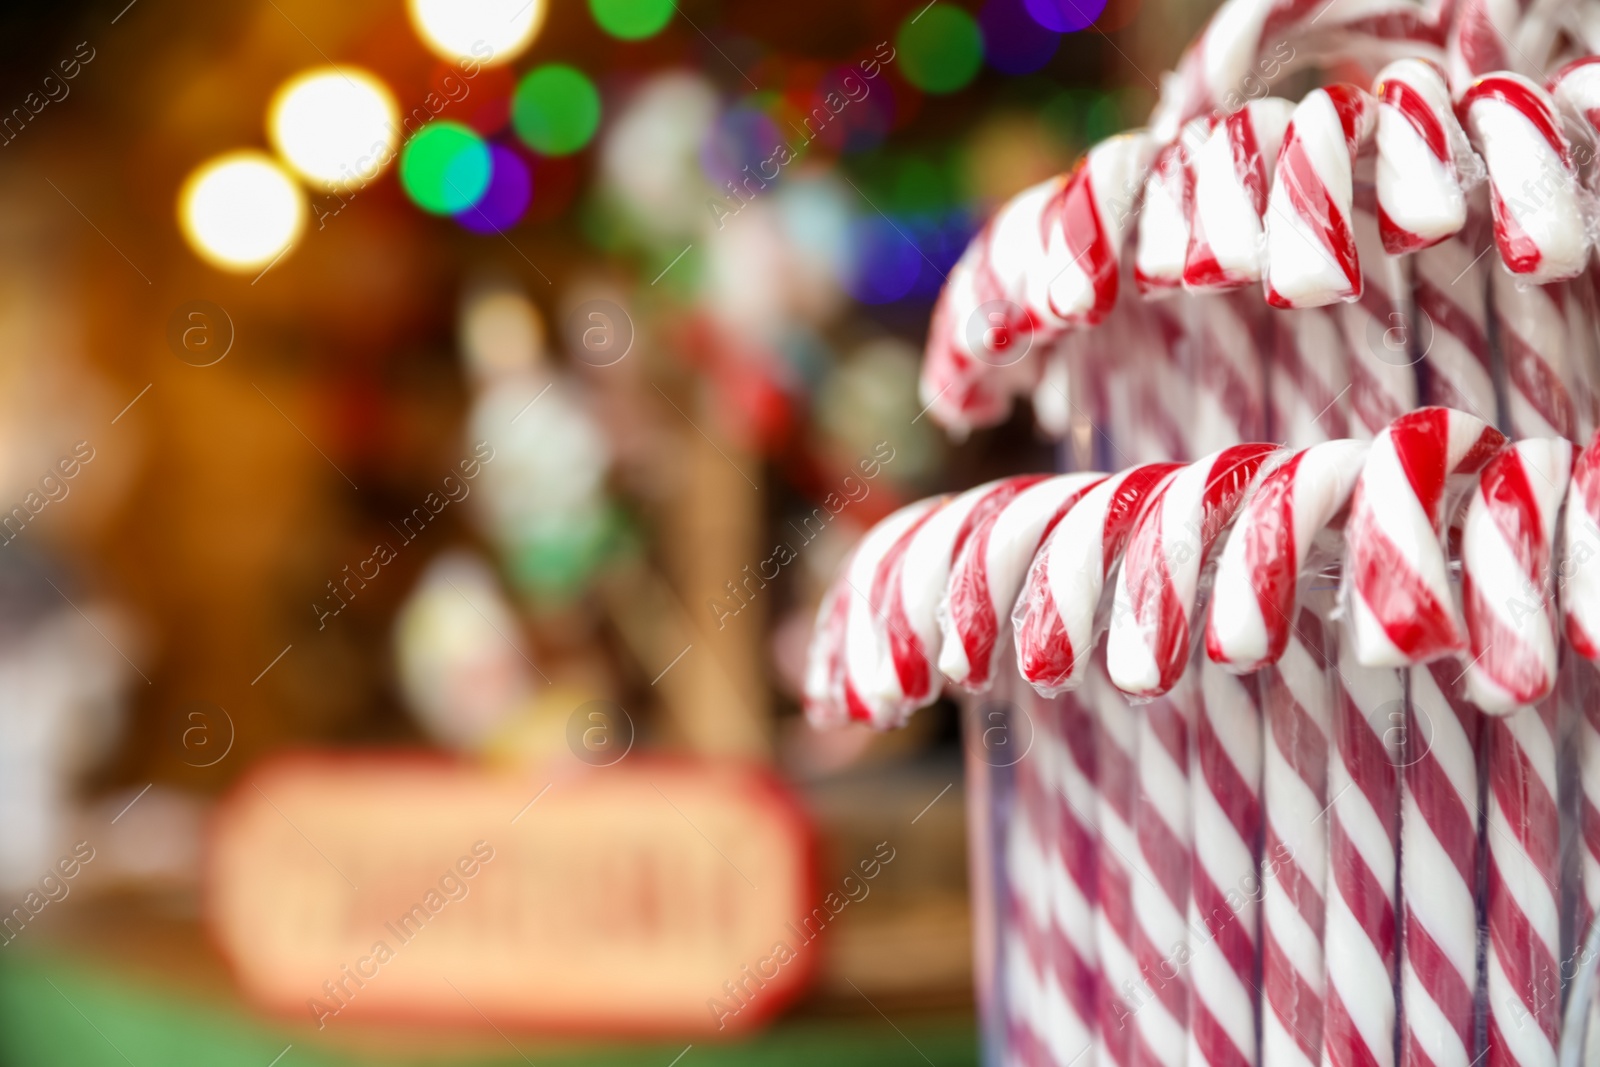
801,0,1600,1063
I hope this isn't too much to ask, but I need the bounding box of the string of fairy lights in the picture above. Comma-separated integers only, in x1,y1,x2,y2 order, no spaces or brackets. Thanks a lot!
177,0,1122,281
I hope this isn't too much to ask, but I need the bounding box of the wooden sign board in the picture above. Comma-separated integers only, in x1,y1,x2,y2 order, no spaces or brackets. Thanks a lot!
206,755,816,1035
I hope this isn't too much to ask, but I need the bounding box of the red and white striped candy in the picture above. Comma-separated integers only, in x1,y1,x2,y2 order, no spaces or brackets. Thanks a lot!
1108,443,1282,695
1264,85,1377,309
1323,643,1404,1067
1492,272,1586,441
1485,700,1562,1067
941,473,1106,693
1136,120,1212,296
1014,463,1182,694
1399,664,1483,1067
1206,439,1369,671
1130,680,1196,1067
1460,73,1588,284
1549,56,1600,174
838,496,948,727
1448,0,1529,87
1462,439,1573,713
864,479,1062,725
1086,663,1140,1067
1374,58,1468,253
1414,221,1499,422
1187,661,1262,1067
1048,131,1158,327
1340,191,1420,438
1258,605,1333,1067
1566,430,1600,658
1185,97,1295,291
1267,306,1352,446
1342,406,1506,667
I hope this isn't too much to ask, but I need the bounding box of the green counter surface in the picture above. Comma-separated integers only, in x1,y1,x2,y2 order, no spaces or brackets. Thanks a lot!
0,950,978,1067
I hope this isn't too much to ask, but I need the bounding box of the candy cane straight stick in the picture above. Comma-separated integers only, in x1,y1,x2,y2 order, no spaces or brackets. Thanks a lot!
1187,660,1263,1067
1399,662,1484,1067
1340,189,1419,439
1567,432,1600,968
1087,663,1141,1067
1322,639,1405,1067
1259,604,1334,1067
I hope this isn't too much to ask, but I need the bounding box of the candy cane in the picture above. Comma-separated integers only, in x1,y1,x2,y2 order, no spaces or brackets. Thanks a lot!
857,482,1037,726
1187,661,1263,1067
1342,406,1506,667
1264,85,1378,309
1460,73,1588,285
1398,662,1484,1067
1185,98,1296,291
1562,431,1600,963
1108,443,1283,696
838,496,948,727
1044,131,1159,328
1258,604,1334,1067
1323,640,1405,1067
941,473,1106,693
1087,663,1142,1067
1136,121,1213,297
1206,439,1369,671
1014,463,1182,695
1374,57,1469,254
1462,439,1573,712
1130,678,1197,1067
1485,699,1562,1067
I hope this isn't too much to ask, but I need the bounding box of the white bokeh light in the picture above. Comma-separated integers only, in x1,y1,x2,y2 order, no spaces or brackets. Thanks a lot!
407,0,546,67
179,152,306,272
269,67,398,188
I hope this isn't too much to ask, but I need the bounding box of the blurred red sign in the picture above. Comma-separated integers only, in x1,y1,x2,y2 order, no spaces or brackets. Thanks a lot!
206,754,816,1035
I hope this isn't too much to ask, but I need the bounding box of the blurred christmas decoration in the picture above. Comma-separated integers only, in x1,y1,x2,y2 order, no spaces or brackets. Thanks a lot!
407,0,545,67
267,67,400,189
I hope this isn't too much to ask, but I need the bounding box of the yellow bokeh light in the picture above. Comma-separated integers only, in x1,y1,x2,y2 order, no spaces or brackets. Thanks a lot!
269,67,399,188
407,0,546,68
178,152,306,272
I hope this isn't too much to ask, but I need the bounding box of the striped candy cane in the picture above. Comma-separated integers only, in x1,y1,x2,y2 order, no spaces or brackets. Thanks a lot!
1342,406,1506,668
1264,85,1377,309
1136,120,1211,297
1267,307,1352,447
1399,662,1484,1067
1259,605,1334,1067
1184,99,1295,292
1108,443,1282,696
1015,464,1181,695
1088,663,1141,1067
1460,73,1588,285
1188,661,1263,1067
1373,57,1468,254
1462,440,1573,713
1207,439,1369,671
941,473,1106,693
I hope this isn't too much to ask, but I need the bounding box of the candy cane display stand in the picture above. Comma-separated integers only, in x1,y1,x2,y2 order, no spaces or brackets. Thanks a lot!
805,0,1600,1062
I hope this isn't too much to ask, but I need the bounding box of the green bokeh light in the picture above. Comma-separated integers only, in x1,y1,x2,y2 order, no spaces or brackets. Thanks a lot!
512,64,602,157
399,122,491,214
588,0,674,40
896,5,984,95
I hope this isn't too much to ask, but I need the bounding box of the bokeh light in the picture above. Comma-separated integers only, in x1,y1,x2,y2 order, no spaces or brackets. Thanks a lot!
588,0,674,40
178,151,306,272
1024,0,1109,33
408,0,545,67
512,65,602,156
268,67,399,188
845,214,922,303
400,121,492,214
455,144,532,233
981,0,1061,74
896,5,985,95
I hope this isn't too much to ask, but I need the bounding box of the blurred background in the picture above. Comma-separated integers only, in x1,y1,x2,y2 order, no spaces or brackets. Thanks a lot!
0,0,1204,1062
